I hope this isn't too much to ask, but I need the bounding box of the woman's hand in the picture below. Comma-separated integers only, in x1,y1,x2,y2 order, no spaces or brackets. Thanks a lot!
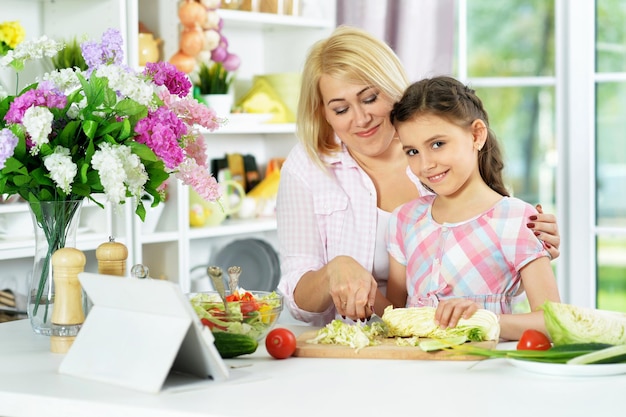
528,204,561,260
434,298,480,329
327,256,378,321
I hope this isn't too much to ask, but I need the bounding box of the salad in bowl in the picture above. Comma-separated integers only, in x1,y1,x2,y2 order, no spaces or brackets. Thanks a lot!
189,289,283,340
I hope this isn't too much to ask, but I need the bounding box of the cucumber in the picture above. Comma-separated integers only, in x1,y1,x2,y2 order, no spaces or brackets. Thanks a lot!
566,344,626,365
212,331,258,358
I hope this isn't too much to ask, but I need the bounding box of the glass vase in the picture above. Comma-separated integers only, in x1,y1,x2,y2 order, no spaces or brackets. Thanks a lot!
28,199,84,336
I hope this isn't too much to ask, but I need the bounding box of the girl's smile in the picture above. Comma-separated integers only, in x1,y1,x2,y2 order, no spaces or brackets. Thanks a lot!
397,114,483,198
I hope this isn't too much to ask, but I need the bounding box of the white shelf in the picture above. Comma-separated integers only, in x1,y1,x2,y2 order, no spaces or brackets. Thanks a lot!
188,217,277,239
203,122,295,135
0,232,112,260
219,9,334,30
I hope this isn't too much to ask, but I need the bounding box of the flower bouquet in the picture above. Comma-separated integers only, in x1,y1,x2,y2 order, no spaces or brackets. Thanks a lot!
0,27,223,334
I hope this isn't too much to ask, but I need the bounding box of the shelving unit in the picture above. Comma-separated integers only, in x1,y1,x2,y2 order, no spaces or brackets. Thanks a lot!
0,0,337,296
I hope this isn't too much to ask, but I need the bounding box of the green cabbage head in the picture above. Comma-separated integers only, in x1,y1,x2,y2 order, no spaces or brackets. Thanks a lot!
542,301,626,346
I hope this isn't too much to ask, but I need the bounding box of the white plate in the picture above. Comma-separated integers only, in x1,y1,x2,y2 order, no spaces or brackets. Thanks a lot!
507,359,626,377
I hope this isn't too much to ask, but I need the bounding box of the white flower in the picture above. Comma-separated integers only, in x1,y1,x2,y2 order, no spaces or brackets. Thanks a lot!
22,106,54,155
43,146,77,194
0,36,63,70
66,102,81,119
41,68,82,96
118,146,149,199
95,65,154,107
92,143,148,205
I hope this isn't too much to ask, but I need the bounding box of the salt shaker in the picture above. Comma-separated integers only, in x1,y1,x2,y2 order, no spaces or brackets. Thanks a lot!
50,247,86,353
227,266,241,293
96,237,128,276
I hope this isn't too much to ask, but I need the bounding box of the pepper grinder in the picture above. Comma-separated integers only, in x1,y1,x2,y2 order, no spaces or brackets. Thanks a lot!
96,236,128,276
50,247,86,354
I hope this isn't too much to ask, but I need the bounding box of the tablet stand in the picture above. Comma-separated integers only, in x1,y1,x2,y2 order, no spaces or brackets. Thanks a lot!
58,273,229,393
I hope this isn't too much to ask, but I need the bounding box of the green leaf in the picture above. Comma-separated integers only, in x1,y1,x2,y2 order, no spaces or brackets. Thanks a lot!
2,158,28,174
13,174,32,187
82,120,99,139
135,202,147,222
79,162,89,183
128,141,159,161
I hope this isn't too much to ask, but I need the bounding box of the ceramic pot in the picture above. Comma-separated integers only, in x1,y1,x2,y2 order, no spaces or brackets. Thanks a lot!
200,94,234,117
189,180,245,227
138,33,161,66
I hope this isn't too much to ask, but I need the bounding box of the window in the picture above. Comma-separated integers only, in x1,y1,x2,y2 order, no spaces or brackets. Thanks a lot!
457,0,626,312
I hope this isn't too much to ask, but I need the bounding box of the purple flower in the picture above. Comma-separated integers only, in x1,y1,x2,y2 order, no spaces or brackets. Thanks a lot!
134,106,187,169
4,87,67,124
0,129,19,169
143,62,192,98
81,28,125,72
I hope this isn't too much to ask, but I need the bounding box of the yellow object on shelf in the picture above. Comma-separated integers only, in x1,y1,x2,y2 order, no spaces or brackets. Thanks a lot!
247,168,280,199
236,78,294,123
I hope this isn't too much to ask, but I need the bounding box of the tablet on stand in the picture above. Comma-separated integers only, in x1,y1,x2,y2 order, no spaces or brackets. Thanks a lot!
58,272,229,394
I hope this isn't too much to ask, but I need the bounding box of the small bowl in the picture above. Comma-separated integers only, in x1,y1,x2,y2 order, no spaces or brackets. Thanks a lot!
188,290,283,340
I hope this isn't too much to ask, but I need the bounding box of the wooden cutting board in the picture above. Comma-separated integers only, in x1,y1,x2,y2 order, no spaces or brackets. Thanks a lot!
294,330,496,361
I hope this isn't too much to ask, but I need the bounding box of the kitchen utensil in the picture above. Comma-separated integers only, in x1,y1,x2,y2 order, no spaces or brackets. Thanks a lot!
365,313,384,324
227,266,241,293
207,266,229,315
363,304,384,324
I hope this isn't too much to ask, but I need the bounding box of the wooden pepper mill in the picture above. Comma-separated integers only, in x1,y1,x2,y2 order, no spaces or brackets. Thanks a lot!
50,247,86,354
96,237,128,276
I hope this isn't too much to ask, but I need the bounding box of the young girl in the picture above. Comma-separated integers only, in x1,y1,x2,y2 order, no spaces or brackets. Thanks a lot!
386,76,561,341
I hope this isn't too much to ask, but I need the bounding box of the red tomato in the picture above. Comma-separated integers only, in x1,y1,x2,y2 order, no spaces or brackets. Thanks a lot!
240,300,259,314
517,329,552,350
265,328,297,359
200,318,226,331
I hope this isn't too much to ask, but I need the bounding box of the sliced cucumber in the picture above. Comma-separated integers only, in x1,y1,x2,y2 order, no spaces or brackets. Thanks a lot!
566,344,626,365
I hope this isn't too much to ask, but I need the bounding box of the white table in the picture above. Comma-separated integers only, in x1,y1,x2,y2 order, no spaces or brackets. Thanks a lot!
0,319,623,417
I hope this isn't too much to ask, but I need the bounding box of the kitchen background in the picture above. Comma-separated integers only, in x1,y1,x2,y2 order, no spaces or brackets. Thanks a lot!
0,0,624,319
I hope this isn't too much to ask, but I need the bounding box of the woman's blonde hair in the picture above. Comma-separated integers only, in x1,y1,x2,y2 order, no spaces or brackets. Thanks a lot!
297,25,409,167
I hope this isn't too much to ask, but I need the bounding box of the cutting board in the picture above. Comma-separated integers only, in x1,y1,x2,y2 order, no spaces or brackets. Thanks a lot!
294,330,497,361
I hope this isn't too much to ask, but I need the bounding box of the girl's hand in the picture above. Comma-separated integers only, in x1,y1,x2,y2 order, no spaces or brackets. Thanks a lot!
327,256,378,321
528,204,561,260
434,298,480,329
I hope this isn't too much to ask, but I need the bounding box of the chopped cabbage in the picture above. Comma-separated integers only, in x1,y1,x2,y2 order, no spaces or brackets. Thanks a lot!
307,320,387,352
382,305,500,342
542,301,626,346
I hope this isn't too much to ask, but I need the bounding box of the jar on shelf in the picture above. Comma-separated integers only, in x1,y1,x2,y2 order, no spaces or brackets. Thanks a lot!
138,33,161,66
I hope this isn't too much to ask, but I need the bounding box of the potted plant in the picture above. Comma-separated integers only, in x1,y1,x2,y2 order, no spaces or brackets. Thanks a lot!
193,61,235,116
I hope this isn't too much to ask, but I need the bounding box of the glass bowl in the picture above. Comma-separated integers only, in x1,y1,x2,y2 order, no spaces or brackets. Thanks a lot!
188,290,283,340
